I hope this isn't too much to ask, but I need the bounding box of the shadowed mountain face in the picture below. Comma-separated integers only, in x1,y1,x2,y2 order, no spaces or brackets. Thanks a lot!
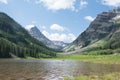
65,8,120,52
28,26,52,46
26,26,69,50
0,12,56,58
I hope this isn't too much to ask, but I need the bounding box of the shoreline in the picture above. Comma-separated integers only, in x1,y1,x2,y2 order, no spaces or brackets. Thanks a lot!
1,54,120,64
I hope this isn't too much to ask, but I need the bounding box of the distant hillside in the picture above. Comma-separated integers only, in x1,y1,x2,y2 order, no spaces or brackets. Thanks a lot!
0,12,56,58
64,8,120,54
26,26,68,50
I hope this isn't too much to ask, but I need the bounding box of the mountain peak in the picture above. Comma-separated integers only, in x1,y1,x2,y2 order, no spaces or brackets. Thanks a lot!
26,26,69,50
64,8,120,52
25,24,36,31
0,12,56,58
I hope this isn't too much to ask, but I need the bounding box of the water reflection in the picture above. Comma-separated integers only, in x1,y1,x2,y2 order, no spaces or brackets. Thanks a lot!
0,59,120,80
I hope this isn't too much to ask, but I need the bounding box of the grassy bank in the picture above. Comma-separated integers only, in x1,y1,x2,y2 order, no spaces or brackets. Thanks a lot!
55,54,120,64
64,72,120,80
22,54,120,64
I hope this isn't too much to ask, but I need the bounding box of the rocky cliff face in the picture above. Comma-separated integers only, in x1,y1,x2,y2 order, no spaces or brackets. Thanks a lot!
65,8,120,52
28,26,52,46
52,41,69,48
26,26,68,50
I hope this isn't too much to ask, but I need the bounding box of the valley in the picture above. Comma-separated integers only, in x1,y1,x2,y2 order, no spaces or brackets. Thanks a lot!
1,1,120,80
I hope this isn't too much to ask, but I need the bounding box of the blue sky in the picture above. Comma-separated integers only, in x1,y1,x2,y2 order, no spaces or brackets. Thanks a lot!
0,0,119,43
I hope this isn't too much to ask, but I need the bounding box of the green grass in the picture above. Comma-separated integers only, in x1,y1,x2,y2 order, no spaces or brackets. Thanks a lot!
64,72,120,80
22,53,120,64
54,54,120,64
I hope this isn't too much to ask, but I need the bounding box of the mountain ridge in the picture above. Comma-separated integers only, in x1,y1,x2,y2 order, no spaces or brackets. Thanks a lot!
0,12,56,58
26,26,69,50
64,8,120,53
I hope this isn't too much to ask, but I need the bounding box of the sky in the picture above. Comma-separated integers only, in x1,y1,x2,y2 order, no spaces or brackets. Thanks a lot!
0,0,120,43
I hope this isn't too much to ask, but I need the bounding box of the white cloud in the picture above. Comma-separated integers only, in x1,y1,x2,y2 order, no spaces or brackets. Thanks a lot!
80,0,88,8
42,24,76,42
0,0,8,4
25,24,35,30
42,30,76,43
36,0,76,11
84,16,95,22
41,26,46,30
99,0,120,7
50,24,65,32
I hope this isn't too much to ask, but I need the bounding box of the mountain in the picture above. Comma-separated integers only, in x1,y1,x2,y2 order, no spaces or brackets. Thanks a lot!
64,8,120,53
26,26,68,50
52,41,69,48
0,12,56,58
26,26,52,47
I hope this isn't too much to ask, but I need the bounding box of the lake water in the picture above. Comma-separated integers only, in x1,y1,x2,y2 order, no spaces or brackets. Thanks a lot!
0,59,120,80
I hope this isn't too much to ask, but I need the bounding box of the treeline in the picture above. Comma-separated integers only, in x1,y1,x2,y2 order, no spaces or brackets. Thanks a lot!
0,12,56,58
0,38,56,58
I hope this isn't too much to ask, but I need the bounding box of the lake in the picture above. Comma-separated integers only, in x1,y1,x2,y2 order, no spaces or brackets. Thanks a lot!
0,59,120,80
